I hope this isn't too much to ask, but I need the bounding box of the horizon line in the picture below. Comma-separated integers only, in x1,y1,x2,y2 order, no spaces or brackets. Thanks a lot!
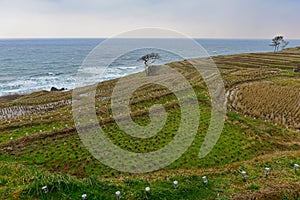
1,37,300,40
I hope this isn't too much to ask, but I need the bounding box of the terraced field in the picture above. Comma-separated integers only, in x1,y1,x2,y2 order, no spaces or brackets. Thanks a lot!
0,47,300,199
228,82,300,129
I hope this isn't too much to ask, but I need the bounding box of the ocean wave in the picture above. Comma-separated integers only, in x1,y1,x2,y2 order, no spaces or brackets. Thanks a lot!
29,72,65,78
116,66,137,70
0,58,13,62
0,75,76,97
2,38,300,96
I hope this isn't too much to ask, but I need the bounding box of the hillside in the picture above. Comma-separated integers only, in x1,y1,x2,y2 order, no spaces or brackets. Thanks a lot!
0,47,300,199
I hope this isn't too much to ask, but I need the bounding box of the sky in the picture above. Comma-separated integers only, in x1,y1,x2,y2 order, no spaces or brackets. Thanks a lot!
0,0,299,39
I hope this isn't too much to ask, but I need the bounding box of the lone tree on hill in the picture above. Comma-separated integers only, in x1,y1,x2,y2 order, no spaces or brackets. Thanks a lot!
270,36,289,52
138,53,160,76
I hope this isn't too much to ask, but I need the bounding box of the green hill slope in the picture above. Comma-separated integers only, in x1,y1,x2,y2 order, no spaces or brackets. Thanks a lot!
0,48,299,199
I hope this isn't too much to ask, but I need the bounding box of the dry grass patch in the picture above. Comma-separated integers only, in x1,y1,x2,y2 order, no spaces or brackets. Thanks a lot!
228,81,300,130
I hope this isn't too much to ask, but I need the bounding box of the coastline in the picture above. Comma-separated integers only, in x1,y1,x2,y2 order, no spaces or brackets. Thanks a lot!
2,46,299,100
2,38,300,97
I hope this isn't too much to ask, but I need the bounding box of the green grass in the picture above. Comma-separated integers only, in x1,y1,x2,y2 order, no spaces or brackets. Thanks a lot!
1,48,300,199
1,150,299,199
2,107,294,179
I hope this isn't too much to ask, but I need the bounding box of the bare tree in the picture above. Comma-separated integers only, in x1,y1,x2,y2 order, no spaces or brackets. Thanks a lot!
270,36,283,52
270,36,289,52
138,53,160,75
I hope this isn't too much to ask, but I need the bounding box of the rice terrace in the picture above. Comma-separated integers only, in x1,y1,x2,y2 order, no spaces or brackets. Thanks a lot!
0,47,300,199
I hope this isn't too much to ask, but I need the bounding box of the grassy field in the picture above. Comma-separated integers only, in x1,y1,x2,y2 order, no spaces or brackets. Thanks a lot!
0,47,300,199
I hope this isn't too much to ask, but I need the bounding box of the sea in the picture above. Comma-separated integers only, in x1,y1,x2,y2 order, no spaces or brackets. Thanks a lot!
1,38,300,97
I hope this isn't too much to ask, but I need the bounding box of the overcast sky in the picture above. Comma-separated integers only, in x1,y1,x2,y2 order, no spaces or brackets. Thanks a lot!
0,0,299,39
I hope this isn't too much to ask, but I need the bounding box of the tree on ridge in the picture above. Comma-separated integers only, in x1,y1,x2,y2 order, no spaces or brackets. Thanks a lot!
270,36,289,52
138,53,160,76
